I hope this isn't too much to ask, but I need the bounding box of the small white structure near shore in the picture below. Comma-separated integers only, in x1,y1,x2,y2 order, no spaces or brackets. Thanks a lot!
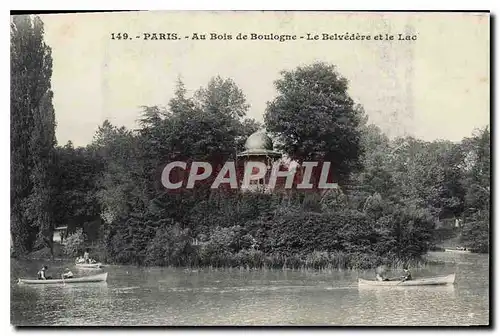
53,226,68,245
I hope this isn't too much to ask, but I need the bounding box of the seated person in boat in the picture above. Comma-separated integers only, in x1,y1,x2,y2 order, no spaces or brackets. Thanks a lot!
375,265,390,281
37,266,52,280
84,250,90,263
401,268,412,281
62,268,74,279
376,273,390,281
76,256,85,264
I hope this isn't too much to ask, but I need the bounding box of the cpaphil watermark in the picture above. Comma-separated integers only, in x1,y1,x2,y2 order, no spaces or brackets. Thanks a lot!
160,160,338,192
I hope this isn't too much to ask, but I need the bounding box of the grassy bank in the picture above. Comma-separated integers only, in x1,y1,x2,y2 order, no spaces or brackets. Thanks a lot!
15,244,432,271
101,247,428,271
189,250,427,270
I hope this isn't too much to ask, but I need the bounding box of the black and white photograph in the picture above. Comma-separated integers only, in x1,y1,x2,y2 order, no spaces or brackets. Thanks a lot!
10,10,490,326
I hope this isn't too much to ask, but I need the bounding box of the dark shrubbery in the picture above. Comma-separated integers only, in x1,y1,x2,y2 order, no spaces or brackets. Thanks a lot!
460,210,489,253
100,189,435,269
144,223,196,266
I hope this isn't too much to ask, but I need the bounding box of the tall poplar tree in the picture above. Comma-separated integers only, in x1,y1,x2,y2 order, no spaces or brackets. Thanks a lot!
11,15,56,255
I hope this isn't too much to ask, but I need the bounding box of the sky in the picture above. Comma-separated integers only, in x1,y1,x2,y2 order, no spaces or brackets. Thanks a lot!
38,11,490,146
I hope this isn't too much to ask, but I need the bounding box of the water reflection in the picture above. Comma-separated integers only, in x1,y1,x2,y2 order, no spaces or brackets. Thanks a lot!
358,285,456,296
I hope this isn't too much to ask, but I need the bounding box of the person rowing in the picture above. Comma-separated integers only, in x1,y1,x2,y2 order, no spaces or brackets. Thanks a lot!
400,268,412,281
37,266,52,280
62,268,74,279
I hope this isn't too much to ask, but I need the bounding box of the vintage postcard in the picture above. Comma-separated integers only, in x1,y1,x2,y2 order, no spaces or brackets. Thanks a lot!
10,11,490,326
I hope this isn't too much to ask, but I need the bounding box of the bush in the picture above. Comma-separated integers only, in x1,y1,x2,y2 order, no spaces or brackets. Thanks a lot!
266,210,370,254
460,213,489,253
321,189,348,212
64,229,86,257
144,223,195,266
235,248,265,268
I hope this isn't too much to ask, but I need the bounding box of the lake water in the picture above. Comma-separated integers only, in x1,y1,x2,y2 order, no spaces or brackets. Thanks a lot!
10,252,489,326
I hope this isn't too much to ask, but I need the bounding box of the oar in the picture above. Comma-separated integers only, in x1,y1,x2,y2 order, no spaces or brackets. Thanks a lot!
395,276,408,285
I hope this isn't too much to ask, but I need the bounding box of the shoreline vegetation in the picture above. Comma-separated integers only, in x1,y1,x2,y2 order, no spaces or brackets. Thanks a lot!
16,249,432,271
11,17,490,272
15,248,445,273
12,232,466,271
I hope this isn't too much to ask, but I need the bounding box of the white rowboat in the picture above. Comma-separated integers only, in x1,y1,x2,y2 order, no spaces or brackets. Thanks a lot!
444,249,471,254
358,274,455,287
18,272,108,285
75,263,103,269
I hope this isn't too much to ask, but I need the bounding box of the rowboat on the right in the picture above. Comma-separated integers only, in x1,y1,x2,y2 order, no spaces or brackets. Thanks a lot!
444,248,471,254
358,274,455,287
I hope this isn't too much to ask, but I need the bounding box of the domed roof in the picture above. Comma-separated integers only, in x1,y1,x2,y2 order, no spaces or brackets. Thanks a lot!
237,129,282,158
244,130,274,151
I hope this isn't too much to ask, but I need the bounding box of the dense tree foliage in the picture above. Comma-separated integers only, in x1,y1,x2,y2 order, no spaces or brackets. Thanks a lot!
459,128,490,252
11,15,56,255
264,62,365,186
91,77,262,263
84,68,488,267
52,141,103,244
